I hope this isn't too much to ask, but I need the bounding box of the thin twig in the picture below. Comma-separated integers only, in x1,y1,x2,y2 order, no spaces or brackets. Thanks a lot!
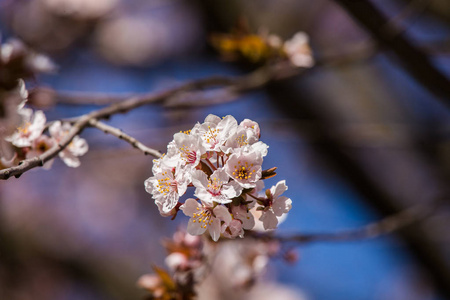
0,63,297,180
252,199,439,244
56,91,137,105
88,119,163,158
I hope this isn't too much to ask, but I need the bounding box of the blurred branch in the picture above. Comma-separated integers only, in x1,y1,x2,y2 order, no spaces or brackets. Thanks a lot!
334,0,450,106
316,40,377,67
381,0,430,36
0,62,298,180
52,47,379,108
56,91,137,105
272,199,440,244
88,119,163,158
8,17,442,179
424,39,450,56
267,75,450,298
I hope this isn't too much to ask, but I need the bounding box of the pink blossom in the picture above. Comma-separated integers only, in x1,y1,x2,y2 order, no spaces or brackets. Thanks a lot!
165,252,189,271
6,109,46,147
26,135,56,169
222,219,244,239
225,148,263,189
49,121,88,168
259,180,292,230
198,114,237,151
283,32,314,68
231,204,255,230
239,118,260,140
145,163,189,215
191,168,242,204
168,131,205,169
181,198,232,241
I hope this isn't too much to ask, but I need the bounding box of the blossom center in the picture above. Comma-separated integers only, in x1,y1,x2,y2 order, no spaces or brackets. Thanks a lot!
232,161,254,180
17,122,31,136
179,145,197,165
203,126,220,148
235,134,248,147
207,177,222,196
156,171,177,195
37,141,50,152
192,207,214,228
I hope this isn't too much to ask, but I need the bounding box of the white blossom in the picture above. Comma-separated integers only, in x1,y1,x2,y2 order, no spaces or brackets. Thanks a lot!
198,114,237,151
222,219,244,239
165,252,189,271
6,109,46,147
225,148,263,189
145,163,189,215
49,121,88,167
259,180,292,230
26,135,56,169
191,168,242,204
239,118,260,140
283,32,314,68
168,132,205,169
181,198,232,242
231,204,255,230
144,114,292,240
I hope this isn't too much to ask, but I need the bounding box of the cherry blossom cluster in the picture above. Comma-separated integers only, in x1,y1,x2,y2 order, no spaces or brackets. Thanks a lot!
144,114,292,241
211,29,314,67
0,36,57,160
138,229,204,299
138,227,299,300
0,81,88,170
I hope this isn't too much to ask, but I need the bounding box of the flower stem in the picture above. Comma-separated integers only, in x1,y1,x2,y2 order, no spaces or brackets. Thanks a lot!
204,158,217,171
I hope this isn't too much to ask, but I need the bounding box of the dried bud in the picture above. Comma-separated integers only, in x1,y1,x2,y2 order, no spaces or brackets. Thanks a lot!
261,167,277,179
283,249,299,264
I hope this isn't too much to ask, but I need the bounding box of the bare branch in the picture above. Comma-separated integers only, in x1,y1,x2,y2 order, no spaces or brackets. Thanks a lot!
88,119,163,158
2,42,386,180
251,200,440,245
56,91,137,105
0,63,300,180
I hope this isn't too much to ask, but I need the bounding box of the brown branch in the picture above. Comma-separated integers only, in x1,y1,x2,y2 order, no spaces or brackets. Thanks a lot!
253,199,439,245
1,40,381,180
56,91,137,105
334,0,450,107
88,119,163,158
0,63,298,180
381,0,430,36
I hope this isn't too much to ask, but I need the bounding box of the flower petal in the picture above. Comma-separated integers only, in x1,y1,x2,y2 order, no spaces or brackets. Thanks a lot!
273,196,292,216
187,218,207,236
260,210,278,230
271,180,288,199
213,205,232,225
208,218,222,241
180,198,200,217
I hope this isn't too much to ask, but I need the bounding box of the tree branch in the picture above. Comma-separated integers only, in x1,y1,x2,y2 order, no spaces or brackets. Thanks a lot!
334,0,450,107
56,91,137,105
88,119,163,158
0,63,298,180
253,199,440,245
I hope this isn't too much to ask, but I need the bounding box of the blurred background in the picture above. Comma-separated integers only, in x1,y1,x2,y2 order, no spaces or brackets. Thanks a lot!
1,0,450,299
